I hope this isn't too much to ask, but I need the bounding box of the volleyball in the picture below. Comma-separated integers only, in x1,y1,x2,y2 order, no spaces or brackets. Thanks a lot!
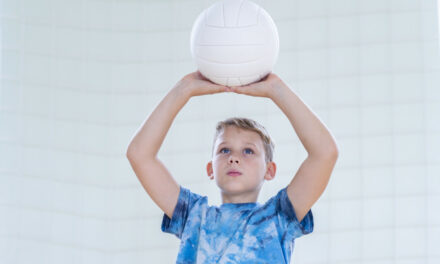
190,0,279,87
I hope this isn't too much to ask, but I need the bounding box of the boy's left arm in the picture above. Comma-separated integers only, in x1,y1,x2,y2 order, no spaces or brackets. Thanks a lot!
230,74,339,223
270,79,339,223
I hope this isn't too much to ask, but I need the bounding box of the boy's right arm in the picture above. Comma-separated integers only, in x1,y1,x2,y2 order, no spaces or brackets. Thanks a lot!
126,82,191,219
126,72,229,219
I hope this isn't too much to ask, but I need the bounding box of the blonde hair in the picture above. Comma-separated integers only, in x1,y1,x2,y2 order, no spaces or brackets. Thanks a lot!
211,117,275,163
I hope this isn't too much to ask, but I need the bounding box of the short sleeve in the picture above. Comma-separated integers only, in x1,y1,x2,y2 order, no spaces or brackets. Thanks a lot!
274,187,314,240
161,185,203,239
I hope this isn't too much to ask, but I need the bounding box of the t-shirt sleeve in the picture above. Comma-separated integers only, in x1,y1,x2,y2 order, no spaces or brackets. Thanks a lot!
161,185,203,239
273,186,314,240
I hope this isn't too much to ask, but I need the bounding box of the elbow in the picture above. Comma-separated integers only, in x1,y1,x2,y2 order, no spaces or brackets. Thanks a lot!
329,142,339,156
333,143,340,158
328,145,339,159
126,150,134,160
126,146,139,160
331,149,339,159
326,140,340,159
126,147,155,161
126,144,141,159
125,146,134,158
313,145,339,160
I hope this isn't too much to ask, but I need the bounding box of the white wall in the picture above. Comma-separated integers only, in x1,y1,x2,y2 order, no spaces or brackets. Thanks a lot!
1,0,439,263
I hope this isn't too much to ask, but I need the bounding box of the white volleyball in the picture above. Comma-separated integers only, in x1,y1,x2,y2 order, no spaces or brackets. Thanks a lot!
190,0,279,86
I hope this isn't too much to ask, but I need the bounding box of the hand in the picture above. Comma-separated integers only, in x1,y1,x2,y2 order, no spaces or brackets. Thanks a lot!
229,73,285,99
178,71,231,97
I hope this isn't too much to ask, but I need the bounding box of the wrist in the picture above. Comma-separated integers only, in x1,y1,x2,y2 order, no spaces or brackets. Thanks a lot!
269,80,291,101
173,79,194,100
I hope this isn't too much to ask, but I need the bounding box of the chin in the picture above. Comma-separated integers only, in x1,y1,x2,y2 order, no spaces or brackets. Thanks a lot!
218,182,258,195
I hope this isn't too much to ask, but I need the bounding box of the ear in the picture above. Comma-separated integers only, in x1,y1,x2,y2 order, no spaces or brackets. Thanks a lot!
206,161,214,180
264,161,276,181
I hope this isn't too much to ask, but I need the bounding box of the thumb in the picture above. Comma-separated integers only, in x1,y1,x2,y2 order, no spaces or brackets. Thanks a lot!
230,85,245,93
206,83,230,94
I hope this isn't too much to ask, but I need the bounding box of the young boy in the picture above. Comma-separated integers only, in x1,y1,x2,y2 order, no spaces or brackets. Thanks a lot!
126,71,339,263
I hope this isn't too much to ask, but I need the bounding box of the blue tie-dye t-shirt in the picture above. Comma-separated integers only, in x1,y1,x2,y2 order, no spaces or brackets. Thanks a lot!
161,185,314,264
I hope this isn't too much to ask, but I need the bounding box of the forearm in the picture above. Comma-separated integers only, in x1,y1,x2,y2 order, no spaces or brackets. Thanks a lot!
270,82,339,157
126,82,192,158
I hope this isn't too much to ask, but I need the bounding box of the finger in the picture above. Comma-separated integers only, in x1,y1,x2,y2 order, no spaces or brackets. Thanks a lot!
231,85,247,94
209,84,230,94
219,85,230,93
230,86,239,93
233,85,265,97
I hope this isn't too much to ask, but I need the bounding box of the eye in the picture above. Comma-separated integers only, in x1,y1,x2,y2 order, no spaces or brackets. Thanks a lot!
219,148,229,154
244,148,254,154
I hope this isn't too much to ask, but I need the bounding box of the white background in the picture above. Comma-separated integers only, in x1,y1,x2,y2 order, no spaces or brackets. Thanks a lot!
1,0,439,263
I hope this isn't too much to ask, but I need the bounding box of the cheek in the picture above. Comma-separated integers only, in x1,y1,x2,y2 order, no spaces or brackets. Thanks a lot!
214,155,231,164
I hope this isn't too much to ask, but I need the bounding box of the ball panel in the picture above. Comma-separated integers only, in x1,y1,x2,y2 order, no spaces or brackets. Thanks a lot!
226,77,243,86
235,74,263,86
205,0,260,28
236,1,260,27
197,24,267,46
208,76,228,86
206,74,262,86
197,55,273,77
190,11,205,58
258,7,280,51
205,1,224,27
222,0,243,27
195,45,266,64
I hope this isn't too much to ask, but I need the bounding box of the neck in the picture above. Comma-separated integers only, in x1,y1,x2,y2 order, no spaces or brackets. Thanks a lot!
221,189,260,204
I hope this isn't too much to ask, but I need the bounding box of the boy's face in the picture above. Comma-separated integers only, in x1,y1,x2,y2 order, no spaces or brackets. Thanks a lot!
206,126,276,203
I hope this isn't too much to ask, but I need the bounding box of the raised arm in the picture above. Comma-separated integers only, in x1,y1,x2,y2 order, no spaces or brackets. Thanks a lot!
269,79,339,223
229,73,339,223
126,82,190,218
126,72,229,218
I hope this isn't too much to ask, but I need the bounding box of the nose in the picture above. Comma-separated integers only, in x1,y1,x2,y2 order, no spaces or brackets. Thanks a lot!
229,156,239,164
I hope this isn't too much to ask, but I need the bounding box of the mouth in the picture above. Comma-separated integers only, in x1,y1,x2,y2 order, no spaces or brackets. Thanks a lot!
227,170,242,177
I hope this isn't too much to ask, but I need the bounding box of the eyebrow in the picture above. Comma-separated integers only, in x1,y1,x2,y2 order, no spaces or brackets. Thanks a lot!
218,142,258,148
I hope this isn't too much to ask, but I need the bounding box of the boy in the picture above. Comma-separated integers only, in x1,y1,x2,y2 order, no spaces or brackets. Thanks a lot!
126,71,339,263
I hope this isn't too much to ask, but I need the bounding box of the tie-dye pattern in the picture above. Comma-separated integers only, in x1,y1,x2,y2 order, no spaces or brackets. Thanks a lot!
161,186,313,264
